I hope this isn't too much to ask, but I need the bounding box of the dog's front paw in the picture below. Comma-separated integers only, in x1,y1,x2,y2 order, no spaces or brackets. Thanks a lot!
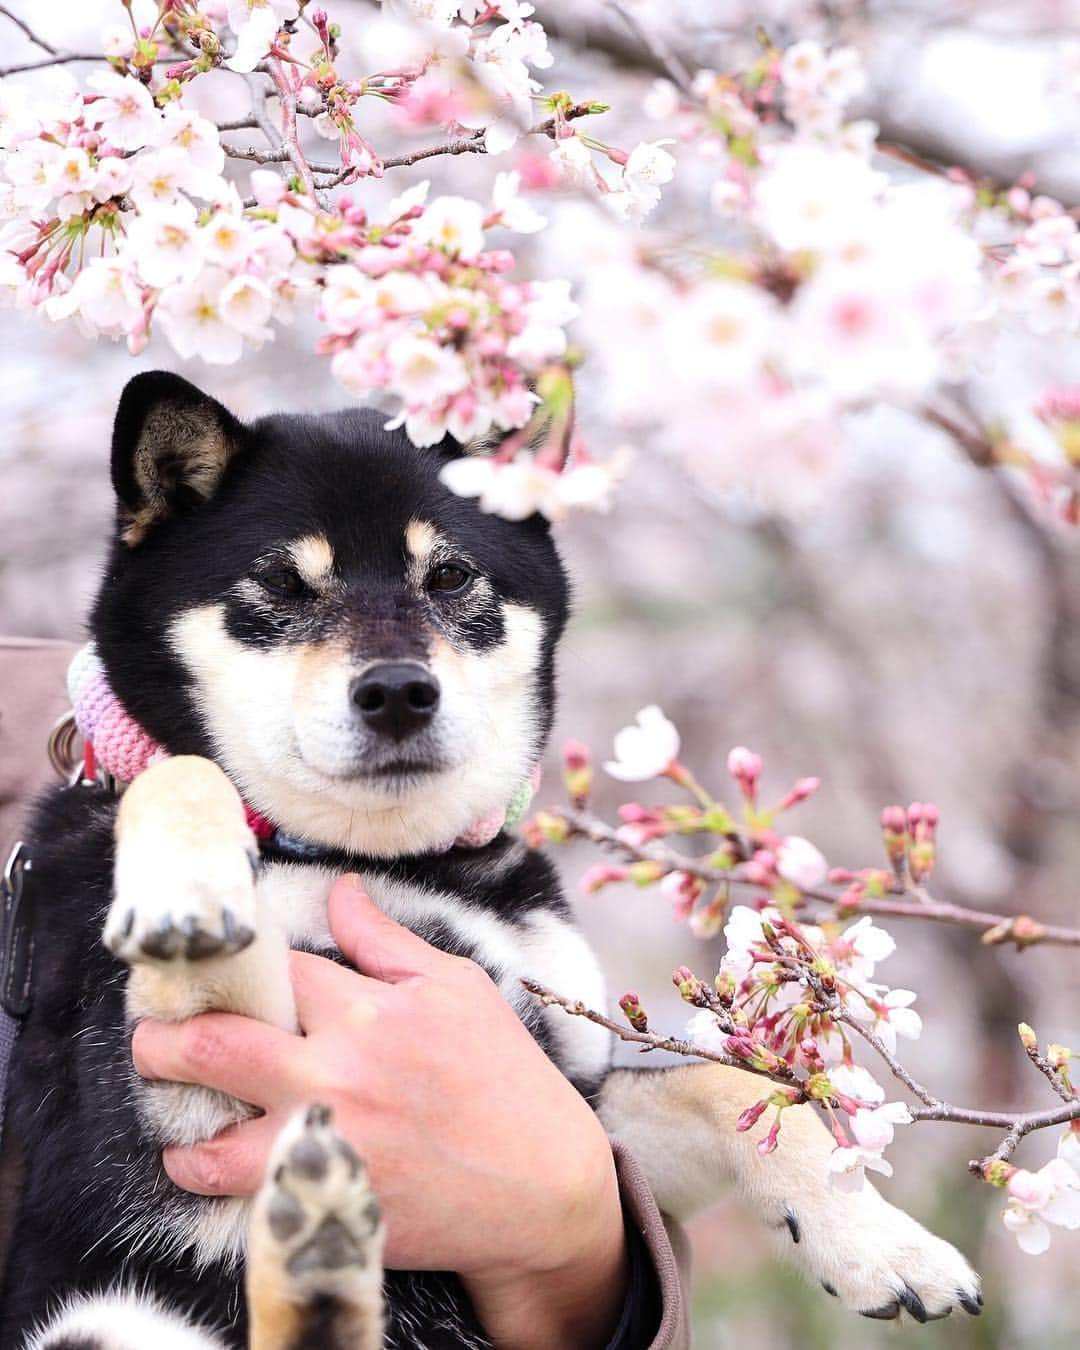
248,1105,384,1350
107,836,258,963
772,1180,982,1322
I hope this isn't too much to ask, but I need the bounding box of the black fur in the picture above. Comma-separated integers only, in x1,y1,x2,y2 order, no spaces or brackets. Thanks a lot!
1,374,591,1349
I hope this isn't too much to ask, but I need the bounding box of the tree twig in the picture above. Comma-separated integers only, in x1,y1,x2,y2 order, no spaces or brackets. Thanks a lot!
0,3,55,54
551,805,1080,948
520,977,802,1088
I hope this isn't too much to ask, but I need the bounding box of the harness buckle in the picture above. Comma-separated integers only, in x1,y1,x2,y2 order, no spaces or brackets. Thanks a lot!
1,843,34,1019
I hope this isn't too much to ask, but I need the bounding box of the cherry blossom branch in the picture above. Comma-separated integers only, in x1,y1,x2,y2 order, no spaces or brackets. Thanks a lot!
0,3,55,53
305,105,597,188
520,977,803,1089
522,978,1080,1169
1019,1034,1077,1106
551,804,1080,948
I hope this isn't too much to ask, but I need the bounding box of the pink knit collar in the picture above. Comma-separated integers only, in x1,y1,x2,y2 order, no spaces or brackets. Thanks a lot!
67,643,538,854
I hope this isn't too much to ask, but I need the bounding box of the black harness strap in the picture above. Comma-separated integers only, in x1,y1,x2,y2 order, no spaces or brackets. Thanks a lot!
0,843,34,1141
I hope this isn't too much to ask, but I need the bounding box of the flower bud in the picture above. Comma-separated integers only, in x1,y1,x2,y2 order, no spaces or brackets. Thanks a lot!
562,738,593,806
727,745,763,800
672,965,706,1003
756,1118,781,1155
1018,1022,1038,1051
578,863,628,895
880,804,907,865
736,1098,769,1132
982,1159,1016,1188
628,859,665,886
532,811,569,844
779,776,820,811
619,991,648,1033
1047,1043,1072,1069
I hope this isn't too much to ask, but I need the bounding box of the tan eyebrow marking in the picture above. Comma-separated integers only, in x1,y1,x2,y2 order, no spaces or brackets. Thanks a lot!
289,534,335,589
404,519,438,564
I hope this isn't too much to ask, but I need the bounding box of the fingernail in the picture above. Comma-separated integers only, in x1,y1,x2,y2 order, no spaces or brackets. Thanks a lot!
344,873,366,892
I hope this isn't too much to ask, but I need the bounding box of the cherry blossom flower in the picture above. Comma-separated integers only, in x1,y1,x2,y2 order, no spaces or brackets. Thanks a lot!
84,71,160,150
1059,1125,1080,1174
225,0,300,74
125,203,204,289
830,1062,886,1105
850,1101,913,1154
1003,1159,1080,1255
438,450,626,522
414,196,487,259
776,836,828,890
827,1142,894,1192
490,171,546,234
386,335,470,405
603,706,681,783
156,267,245,364
549,135,594,186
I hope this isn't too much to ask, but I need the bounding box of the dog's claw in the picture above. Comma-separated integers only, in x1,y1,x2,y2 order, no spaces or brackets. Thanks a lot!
958,1289,982,1316
898,1283,928,1323
782,1208,800,1244
860,1302,900,1321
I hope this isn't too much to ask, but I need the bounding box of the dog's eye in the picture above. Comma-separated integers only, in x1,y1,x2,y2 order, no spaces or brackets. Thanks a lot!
427,563,472,595
256,566,307,600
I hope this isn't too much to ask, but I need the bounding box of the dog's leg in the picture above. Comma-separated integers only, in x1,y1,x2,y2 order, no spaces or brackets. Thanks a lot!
106,756,297,1147
599,1063,982,1323
25,1290,226,1350
247,1105,384,1350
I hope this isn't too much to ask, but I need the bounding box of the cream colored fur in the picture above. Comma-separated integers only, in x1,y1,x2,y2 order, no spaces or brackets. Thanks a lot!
599,1063,980,1318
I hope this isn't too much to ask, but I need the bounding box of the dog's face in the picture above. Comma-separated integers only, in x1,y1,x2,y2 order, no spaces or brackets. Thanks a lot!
93,372,569,857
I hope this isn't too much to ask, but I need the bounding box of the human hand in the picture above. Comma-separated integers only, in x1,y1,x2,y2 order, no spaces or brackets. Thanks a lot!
131,875,628,1348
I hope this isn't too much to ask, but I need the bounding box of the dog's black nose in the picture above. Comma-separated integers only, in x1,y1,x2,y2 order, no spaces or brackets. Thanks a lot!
351,663,441,740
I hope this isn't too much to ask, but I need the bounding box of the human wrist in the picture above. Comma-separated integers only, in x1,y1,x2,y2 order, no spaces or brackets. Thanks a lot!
462,1142,628,1350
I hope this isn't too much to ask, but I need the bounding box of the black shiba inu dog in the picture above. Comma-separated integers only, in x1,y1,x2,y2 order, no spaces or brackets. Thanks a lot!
1,372,981,1349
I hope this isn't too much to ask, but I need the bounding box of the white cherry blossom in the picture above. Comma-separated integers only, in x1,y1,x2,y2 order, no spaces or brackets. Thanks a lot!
156,266,245,364
604,706,681,782
125,202,203,289
776,836,828,890
84,72,160,150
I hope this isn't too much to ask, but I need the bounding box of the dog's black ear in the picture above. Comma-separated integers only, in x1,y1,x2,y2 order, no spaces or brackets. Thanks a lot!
111,371,243,546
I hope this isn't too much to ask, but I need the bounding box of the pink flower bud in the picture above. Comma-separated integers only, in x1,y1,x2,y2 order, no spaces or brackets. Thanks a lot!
563,739,590,771
880,804,906,833
619,991,648,1032
727,746,764,798
672,964,706,1002
578,863,627,895
756,1119,781,1155
779,776,820,810
618,803,659,824
736,1099,769,1132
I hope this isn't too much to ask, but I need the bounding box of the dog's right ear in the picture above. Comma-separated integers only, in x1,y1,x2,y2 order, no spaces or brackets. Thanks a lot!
111,371,243,546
